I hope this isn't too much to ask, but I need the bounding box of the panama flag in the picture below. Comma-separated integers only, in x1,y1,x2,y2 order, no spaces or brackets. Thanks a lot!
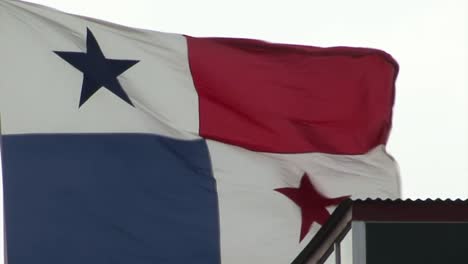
0,0,400,263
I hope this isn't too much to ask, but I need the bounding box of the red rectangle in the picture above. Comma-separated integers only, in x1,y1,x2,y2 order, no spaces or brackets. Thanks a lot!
187,37,398,154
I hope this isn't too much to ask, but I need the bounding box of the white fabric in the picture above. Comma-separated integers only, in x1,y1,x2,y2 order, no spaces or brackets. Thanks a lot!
0,0,199,139
209,141,399,264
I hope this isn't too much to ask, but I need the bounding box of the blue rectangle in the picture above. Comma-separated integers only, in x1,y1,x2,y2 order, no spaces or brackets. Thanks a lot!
2,134,220,263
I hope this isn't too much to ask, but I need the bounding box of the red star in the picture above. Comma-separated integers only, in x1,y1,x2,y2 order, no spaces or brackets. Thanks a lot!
275,173,349,241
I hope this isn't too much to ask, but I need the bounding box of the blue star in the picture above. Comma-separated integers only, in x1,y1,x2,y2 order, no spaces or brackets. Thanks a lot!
55,28,139,107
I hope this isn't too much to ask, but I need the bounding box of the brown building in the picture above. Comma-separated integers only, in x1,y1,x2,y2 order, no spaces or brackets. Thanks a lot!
294,199,468,264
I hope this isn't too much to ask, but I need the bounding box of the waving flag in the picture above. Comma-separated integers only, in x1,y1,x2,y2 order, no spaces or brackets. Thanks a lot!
0,0,400,263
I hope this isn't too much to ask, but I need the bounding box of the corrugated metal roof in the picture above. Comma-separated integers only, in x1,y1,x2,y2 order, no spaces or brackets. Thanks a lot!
352,198,468,221
292,198,468,264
